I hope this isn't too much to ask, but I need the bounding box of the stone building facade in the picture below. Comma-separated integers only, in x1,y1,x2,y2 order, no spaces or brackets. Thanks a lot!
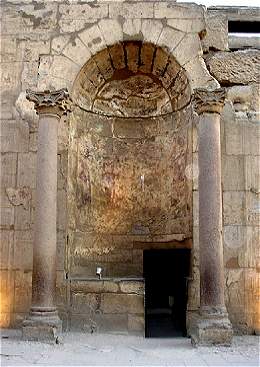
0,0,259,343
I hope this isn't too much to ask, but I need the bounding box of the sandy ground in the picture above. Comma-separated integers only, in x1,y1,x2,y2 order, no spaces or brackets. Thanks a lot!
0,329,259,366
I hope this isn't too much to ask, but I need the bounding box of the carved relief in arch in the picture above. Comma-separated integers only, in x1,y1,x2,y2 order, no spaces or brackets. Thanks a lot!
72,41,191,118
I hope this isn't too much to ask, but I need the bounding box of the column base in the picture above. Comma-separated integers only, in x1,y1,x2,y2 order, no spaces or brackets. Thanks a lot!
254,327,260,336
190,307,233,346
22,309,62,342
186,310,200,337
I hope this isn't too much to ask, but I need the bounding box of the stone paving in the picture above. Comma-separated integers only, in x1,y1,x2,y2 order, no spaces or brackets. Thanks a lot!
1,329,259,366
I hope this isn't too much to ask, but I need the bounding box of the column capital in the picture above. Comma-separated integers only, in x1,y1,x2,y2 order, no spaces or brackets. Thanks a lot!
26,89,72,117
193,88,226,115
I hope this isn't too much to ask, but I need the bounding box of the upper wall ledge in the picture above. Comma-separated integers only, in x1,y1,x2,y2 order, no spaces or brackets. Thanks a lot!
208,6,260,22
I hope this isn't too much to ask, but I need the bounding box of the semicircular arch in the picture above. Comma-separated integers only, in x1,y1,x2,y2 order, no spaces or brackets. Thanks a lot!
72,41,191,118
37,18,219,94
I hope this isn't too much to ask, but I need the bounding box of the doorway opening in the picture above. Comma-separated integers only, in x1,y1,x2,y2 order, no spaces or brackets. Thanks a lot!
144,249,191,338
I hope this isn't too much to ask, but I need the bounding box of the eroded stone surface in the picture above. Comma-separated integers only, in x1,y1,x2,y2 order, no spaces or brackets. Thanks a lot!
93,74,171,117
191,315,233,346
6,187,31,210
202,13,228,51
206,50,260,85
68,279,144,333
68,108,193,275
227,84,260,112
0,120,29,153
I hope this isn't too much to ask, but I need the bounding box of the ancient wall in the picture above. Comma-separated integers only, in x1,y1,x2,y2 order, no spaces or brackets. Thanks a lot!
0,0,259,334
68,278,144,333
185,8,260,335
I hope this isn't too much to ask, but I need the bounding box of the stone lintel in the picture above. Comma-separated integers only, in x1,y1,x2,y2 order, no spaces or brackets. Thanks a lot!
193,88,226,115
208,6,260,22
26,89,72,117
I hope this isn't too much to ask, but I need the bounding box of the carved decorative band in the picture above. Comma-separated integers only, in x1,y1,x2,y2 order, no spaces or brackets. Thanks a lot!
193,88,226,115
26,89,72,116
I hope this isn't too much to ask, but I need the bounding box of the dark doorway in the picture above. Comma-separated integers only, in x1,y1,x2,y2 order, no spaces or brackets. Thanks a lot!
144,249,190,338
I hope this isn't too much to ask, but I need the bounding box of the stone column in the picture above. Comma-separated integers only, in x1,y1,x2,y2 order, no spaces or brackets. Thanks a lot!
191,88,233,346
22,89,71,342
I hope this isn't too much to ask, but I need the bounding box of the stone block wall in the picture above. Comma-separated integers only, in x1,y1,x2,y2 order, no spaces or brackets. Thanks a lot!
0,125,68,326
189,94,260,334
0,1,259,334
186,9,260,335
204,40,260,333
221,98,259,334
62,279,144,333
68,107,193,278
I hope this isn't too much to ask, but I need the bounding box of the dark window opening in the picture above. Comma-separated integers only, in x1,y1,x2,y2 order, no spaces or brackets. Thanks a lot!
228,21,260,34
144,249,190,338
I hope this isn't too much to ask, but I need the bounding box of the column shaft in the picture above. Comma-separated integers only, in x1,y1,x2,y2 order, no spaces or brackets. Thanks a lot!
31,114,58,312
199,112,225,309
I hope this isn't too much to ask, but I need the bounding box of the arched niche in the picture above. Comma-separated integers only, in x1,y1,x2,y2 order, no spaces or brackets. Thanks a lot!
72,42,191,115
68,42,193,276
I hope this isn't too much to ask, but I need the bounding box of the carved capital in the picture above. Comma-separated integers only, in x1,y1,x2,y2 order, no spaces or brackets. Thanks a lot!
193,88,226,115
26,89,72,117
